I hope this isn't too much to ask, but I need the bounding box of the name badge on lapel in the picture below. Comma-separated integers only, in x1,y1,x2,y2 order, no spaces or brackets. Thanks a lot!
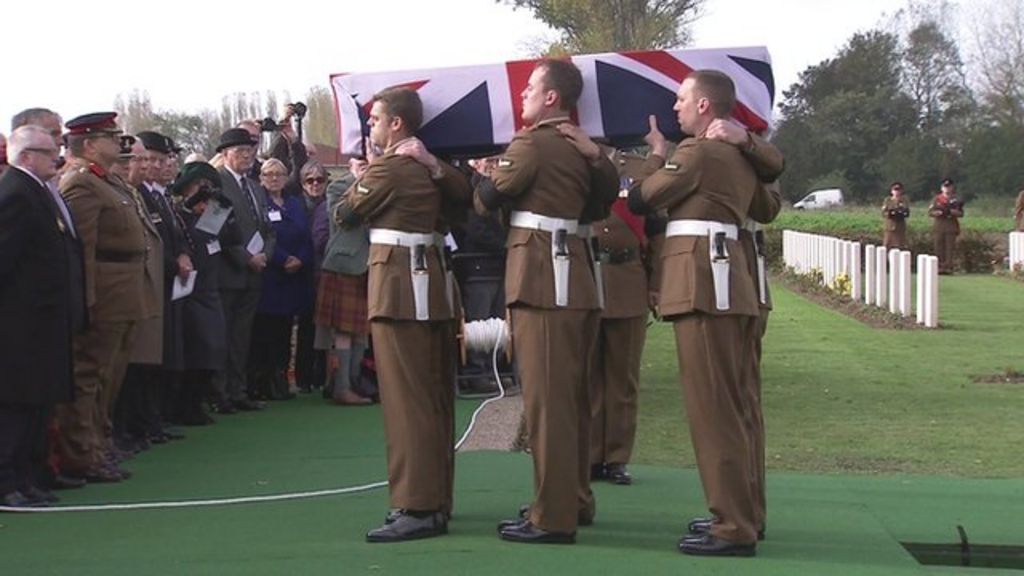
268,210,282,222
56,217,66,234
207,239,222,255
150,212,163,224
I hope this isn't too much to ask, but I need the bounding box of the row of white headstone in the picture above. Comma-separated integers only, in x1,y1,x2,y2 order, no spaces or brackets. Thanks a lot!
781,230,939,328
1010,232,1024,270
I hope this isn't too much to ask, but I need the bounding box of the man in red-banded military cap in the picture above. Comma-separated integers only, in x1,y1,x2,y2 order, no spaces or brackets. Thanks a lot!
56,112,163,484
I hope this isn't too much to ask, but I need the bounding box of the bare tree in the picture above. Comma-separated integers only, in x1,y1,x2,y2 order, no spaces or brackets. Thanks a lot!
967,0,1024,125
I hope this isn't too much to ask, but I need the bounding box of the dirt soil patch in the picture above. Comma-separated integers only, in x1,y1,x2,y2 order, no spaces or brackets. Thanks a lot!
775,270,928,330
972,371,1024,385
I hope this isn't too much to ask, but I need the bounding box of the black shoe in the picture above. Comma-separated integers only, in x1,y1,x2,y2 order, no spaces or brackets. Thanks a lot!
590,463,608,481
160,427,186,440
498,504,592,531
366,511,447,543
688,516,765,541
606,463,632,485
214,402,237,415
234,399,265,412
1,490,46,509
50,474,86,490
499,521,575,544
21,485,59,505
678,533,756,557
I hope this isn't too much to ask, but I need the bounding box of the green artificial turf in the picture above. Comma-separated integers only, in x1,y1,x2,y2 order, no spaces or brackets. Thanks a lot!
3,429,1022,575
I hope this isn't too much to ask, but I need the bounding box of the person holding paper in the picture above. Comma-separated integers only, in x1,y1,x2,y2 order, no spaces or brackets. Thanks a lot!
170,162,241,425
212,129,275,413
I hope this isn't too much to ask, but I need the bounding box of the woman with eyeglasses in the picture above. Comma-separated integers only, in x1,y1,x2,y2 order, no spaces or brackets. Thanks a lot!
249,158,315,401
294,161,330,394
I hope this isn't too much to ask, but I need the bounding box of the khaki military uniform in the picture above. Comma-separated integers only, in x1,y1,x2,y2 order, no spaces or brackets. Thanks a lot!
881,196,910,250
928,193,963,273
338,142,470,513
489,118,618,534
740,179,782,536
58,161,150,474
588,154,650,470
639,137,765,545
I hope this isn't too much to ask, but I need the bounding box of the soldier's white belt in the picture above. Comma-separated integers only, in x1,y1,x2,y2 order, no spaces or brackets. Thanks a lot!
369,228,439,247
742,220,768,305
369,228,439,320
510,211,579,235
666,219,736,311
510,211,579,307
665,219,738,240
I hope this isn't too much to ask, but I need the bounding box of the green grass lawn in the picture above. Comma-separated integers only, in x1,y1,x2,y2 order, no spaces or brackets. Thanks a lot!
769,205,1014,236
633,274,1024,478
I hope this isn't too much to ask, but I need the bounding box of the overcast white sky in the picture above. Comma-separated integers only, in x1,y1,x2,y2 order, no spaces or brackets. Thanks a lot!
0,0,967,134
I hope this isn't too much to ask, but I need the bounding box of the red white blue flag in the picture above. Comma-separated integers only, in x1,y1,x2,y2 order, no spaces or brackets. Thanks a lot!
330,46,774,158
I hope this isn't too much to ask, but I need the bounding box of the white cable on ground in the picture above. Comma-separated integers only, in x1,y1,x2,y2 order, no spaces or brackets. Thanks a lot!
3,319,512,514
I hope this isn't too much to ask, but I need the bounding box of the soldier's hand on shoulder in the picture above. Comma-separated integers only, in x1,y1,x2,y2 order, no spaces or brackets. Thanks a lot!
704,118,748,146
556,123,601,161
643,115,669,159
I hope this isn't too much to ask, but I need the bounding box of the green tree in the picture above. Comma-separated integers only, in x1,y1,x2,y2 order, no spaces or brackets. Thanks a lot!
775,31,917,203
504,0,704,53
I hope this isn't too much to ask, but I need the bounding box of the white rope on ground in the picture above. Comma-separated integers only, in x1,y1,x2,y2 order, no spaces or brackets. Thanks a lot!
2,319,512,514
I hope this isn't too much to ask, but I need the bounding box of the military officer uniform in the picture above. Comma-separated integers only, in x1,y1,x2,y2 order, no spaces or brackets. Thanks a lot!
739,179,782,539
336,139,470,537
928,179,963,274
57,113,150,480
881,190,910,250
588,153,651,486
481,118,618,538
637,136,765,547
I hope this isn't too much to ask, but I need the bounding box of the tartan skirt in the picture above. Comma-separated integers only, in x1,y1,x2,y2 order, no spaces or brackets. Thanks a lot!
315,271,369,335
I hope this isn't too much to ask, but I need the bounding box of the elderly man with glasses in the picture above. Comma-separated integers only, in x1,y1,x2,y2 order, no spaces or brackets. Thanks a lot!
0,124,87,506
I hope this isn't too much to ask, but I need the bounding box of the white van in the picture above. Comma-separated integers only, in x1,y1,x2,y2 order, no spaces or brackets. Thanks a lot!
793,188,844,210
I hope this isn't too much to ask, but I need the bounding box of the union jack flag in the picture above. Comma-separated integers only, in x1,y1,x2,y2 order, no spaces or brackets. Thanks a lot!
330,46,774,158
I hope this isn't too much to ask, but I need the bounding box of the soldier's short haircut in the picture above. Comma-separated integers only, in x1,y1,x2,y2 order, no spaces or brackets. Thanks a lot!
11,107,58,132
535,59,583,110
686,70,736,118
66,133,89,156
372,88,423,132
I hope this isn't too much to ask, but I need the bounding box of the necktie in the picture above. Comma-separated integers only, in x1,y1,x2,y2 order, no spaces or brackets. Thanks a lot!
240,176,260,222
47,182,77,238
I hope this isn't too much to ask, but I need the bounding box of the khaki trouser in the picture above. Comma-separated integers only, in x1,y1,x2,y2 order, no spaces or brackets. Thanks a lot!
511,306,599,533
589,315,646,466
674,313,758,545
934,231,957,272
57,321,136,473
371,319,453,512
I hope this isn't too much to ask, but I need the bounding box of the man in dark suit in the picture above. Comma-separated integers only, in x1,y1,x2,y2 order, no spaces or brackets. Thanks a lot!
0,125,86,507
213,128,275,412
478,60,619,544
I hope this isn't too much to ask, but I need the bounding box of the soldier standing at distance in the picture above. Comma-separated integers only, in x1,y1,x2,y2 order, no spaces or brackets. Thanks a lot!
928,178,963,274
881,181,910,250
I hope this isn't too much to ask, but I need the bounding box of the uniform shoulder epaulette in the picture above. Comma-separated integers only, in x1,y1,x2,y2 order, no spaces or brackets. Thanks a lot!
88,162,107,178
